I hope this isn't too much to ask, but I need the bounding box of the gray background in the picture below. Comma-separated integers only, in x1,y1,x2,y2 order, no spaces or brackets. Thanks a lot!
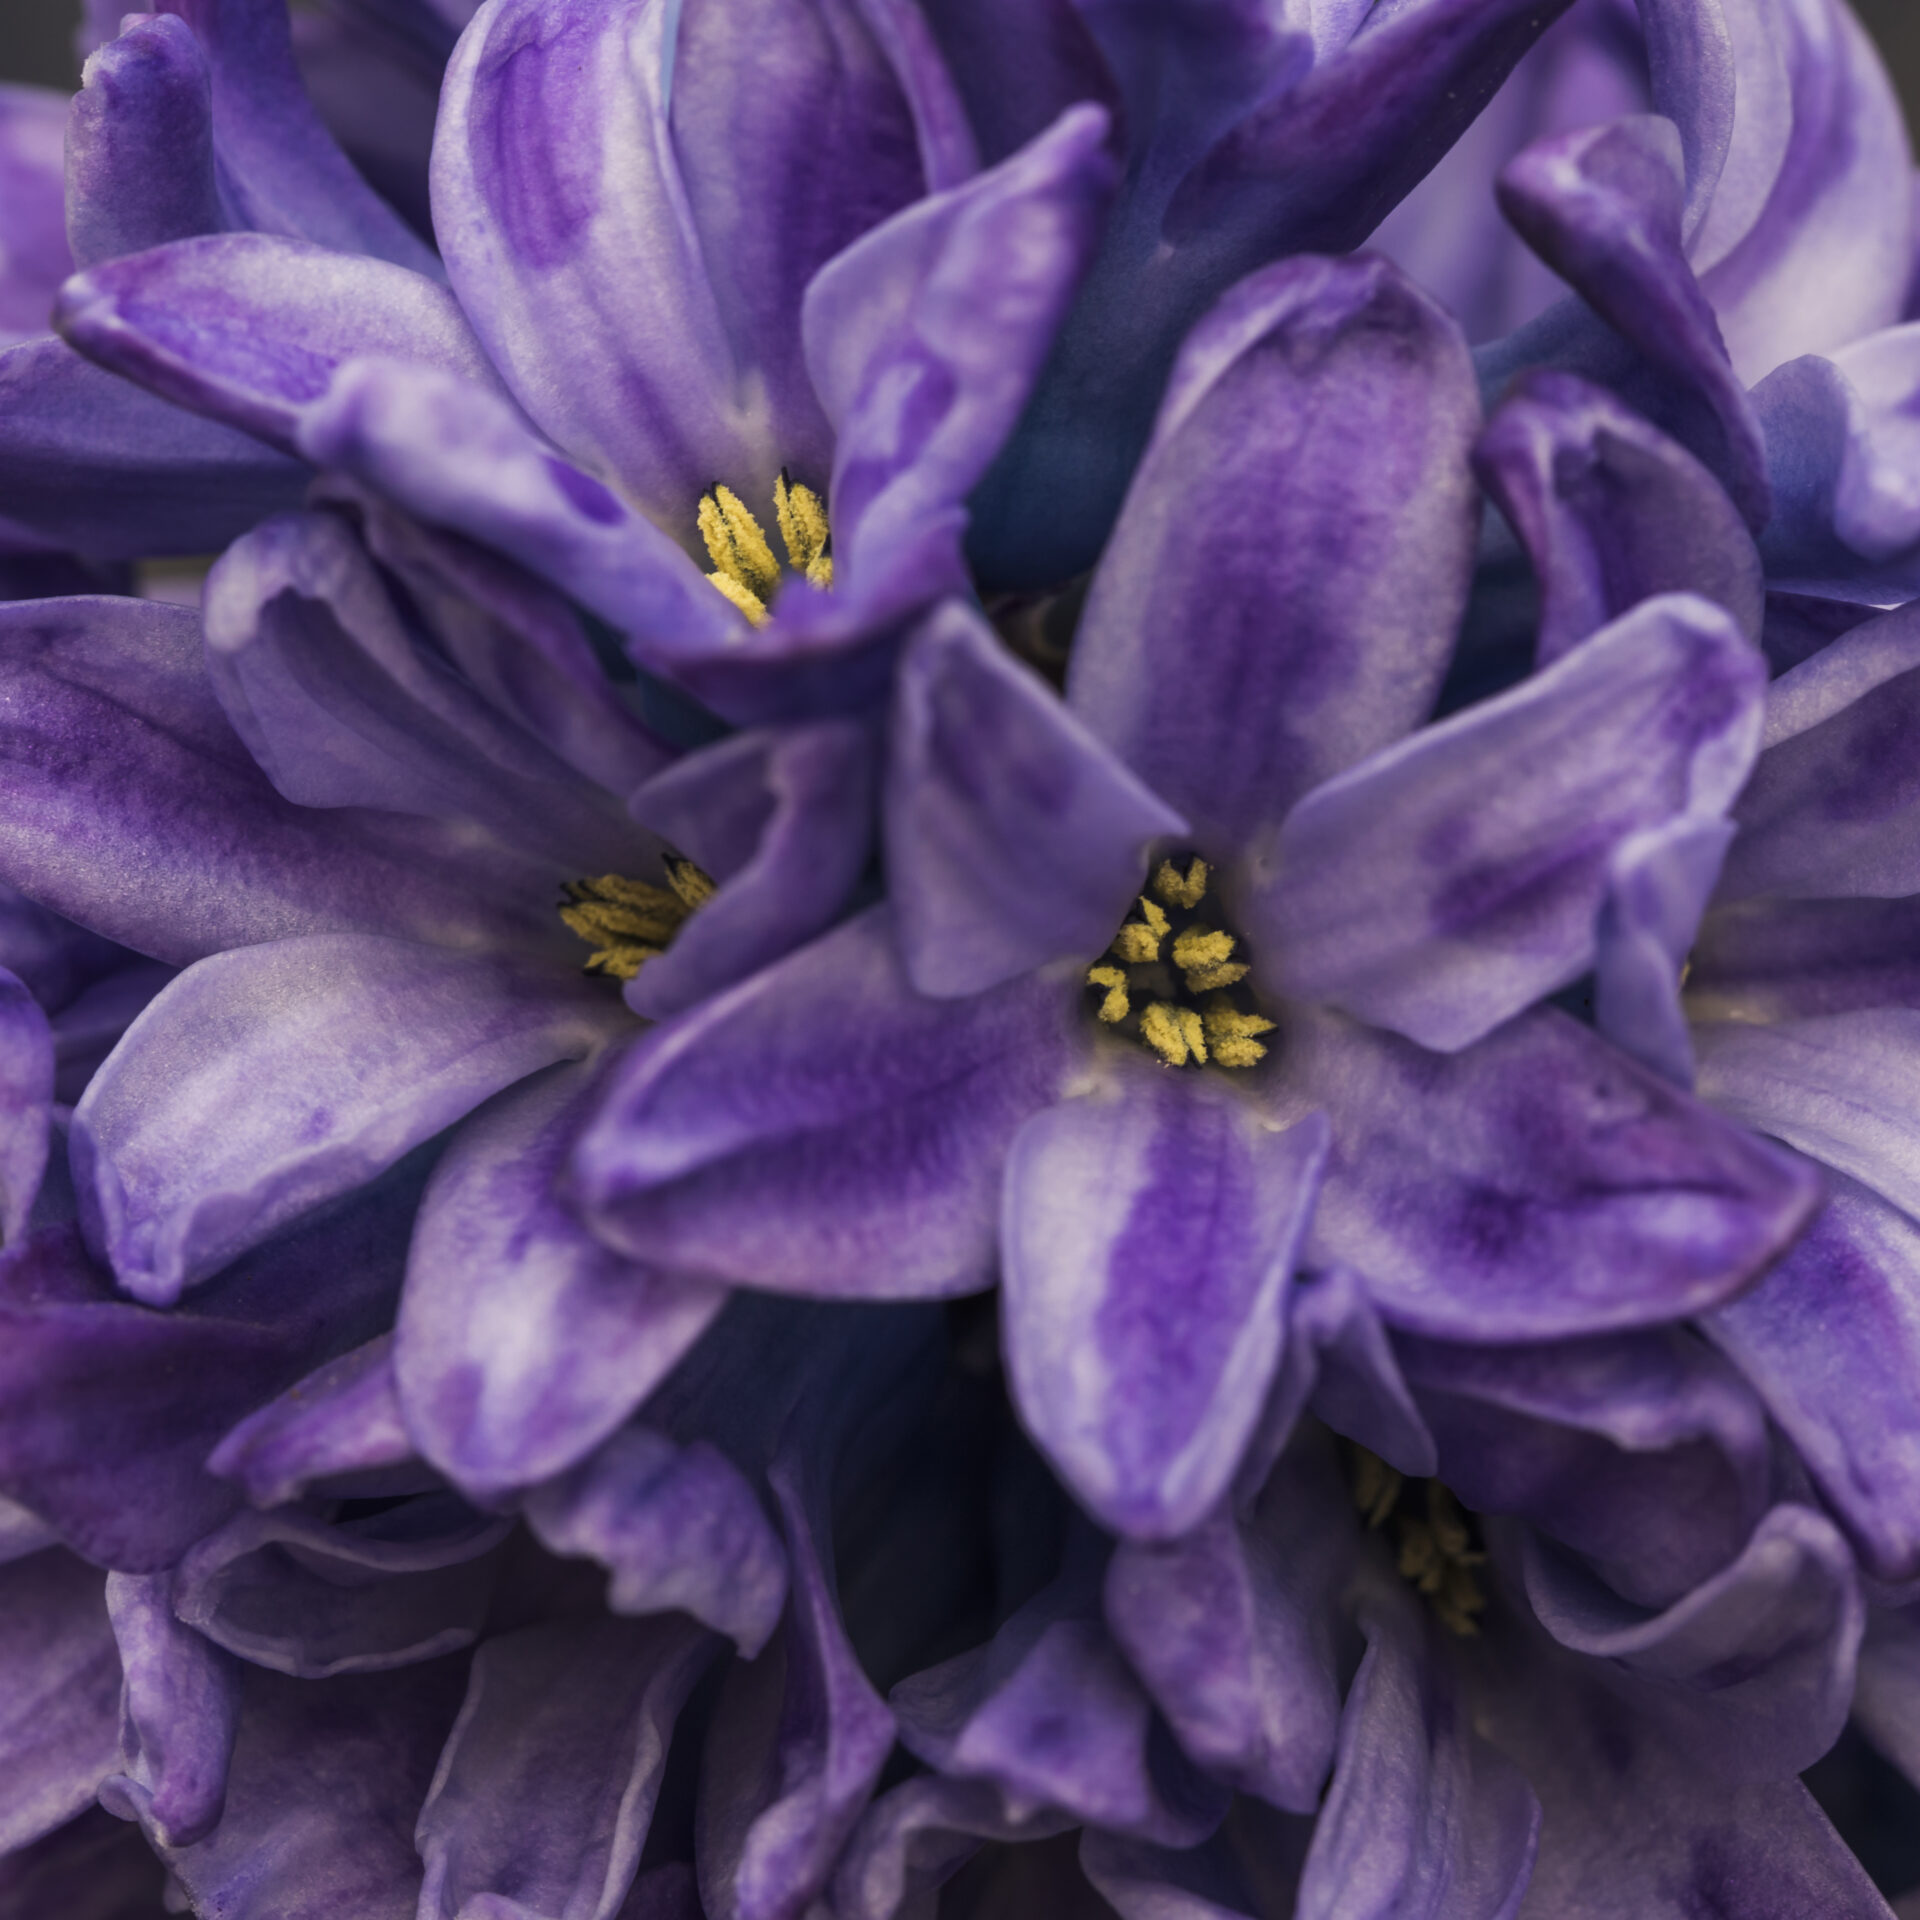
2,0,1919,112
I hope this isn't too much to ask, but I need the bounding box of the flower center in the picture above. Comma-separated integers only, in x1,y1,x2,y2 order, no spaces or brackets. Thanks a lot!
1086,855,1276,1069
1350,1445,1487,1637
698,471,834,626
559,855,714,981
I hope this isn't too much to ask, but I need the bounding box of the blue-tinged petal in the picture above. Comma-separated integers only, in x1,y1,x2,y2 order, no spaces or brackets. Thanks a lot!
1520,1501,1860,1779
525,1424,789,1657
171,1491,511,1677
1104,1427,1354,1813
417,1613,718,1920
73,933,624,1304
1255,593,1764,1053
0,965,52,1245
575,908,1085,1299
207,1334,418,1509
98,1572,240,1850
0,84,69,347
0,599,558,967
204,509,649,873
0,1549,121,1854
0,338,309,558
0,1180,412,1570
1069,253,1479,861
1493,114,1770,527
1002,1058,1327,1540
915,0,1115,169
66,16,226,271
1293,1571,1538,1920
1289,1002,1821,1342
886,600,1182,999
152,1661,467,1920
1476,371,1763,666
397,1062,727,1502
1396,1327,1771,1610
629,720,876,1021
55,233,506,458
804,103,1115,613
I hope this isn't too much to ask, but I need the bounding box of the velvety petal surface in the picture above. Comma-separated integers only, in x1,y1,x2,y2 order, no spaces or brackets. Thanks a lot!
575,908,1084,1298
1255,592,1764,1053
886,600,1183,998
1288,1002,1822,1342
0,964,52,1244
398,1062,727,1502
1069,253,1480,860
1003,1059,1327,1540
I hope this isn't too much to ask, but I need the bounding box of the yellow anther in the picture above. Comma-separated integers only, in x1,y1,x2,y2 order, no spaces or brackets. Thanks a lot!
1140,1001,1207,1068
1201,996,1275,1070
664,855,716,911
705,568,768,627
560,862,713,982
1152,857,1210,911
1352,1448,1403,1530
700,484,783,605
1110,896,1169,964
1171,926,1244,996
1087,964,1131,1024
774,471,834,589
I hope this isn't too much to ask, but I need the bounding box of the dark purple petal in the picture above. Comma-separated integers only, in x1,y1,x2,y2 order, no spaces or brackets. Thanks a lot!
1519,1501,1861,1779
204,509,648,873
1476,370,1763,666
206,1334,416,1510
1705,1173,1920,1585
697,1455,896,1920
51,959,176,1108
1690,892,1920,1024
915,0,1114,169
171,1492,511,1677
1256,592,1764,1053
0,337,309,558
1289,1002,1822,1341
524,1424,789,1657
0,1549,121,1853
575,908,1085,1298
1494,115,1768,526
0,965,52,1244
98,1571,241,1849
55,233,504,459
1396,1326,1771,1610
0,1188,411,1570
0,1493,56,1565
629,720,876,1021
0,596,562,966
1079,1824,1272,1920
1293,1572,1539,1920
0,85,69,346
1104,1427,1354,1813
1069,253,1480,860
1002,1060,1327,1540
397,1062,727,1502
0,1804,169,1918
66,15,226,271
886,600,1182,998
73,933,624,1304
805,103,1115,615
1855,1601,1920,1792
417,1613,718,1920
153,1660,468,1920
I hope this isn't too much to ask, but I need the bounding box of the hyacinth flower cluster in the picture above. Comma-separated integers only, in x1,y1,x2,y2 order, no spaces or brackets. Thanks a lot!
5,0,1920,1916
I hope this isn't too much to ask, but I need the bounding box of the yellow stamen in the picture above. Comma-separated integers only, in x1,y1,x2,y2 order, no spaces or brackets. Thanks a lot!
1171,926,1246,995
1351,1448,1403,1530
560,862,713,982
1140,1001,1206,1068
664,855,716,911
705,567,769,628
774,470,834,589
1087,964,1131,1024
1201,996,1275,1069
1110,896,1169,964
1152,856,1210,911
699,483,782,610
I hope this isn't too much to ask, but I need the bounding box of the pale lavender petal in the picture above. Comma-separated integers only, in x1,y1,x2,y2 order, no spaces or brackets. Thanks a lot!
0,1493,56,1566
1289,1002,1822,1341
0,965,52,1244
0,84,69,345
1519,1501,1861,1778
172,1493,512,1677
575,908,1085,1298
1002,1059,1327,1540
75,934,623,1304
55,233,505,457
206,1334,416,1510
629,720,876,1022
1475,370,1763,665
98,1571,241,1849
398,1062,727,1502
886,600,1183,998
525,1424,789,1658
1255,593,1765,1053
0,1549,121,1853
1069,253,1480,859
1293,1572,1538,1920
417,1612,718,1920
